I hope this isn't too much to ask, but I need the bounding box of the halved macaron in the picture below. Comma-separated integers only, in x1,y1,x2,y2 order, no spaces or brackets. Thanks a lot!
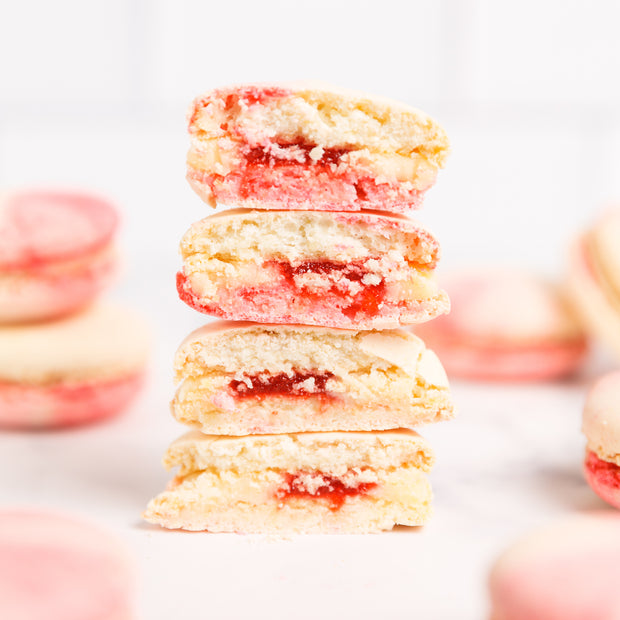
186,83,449,213
172,321,453,435
0,303,149,428
144,429,434,534
177,209,449,329
582,371,620,509
0,190,118,324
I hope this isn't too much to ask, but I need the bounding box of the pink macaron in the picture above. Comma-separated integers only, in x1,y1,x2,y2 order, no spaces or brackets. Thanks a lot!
0,509,134,620
413,269,588,381
488,513,620,620
582,371,620,509
0,303,149,429
0,190,118,324
568,208,620,361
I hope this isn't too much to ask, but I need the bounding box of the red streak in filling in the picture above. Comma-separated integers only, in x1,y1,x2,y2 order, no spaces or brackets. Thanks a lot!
276,472,378,511
586,450,620,489
274,260,387,318
229,370,335,399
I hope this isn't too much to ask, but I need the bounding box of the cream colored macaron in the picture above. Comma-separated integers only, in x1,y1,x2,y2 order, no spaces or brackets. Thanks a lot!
172,320,453,435
144,429,434,534
0,303,150,428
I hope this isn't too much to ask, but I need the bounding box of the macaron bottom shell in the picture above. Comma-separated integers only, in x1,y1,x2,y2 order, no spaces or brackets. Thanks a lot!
0,372,145,429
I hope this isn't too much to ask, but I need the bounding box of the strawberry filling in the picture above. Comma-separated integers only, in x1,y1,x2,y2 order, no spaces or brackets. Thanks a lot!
270,260,388,318
276,471,378,511
229,370,335,399
585,450,620,489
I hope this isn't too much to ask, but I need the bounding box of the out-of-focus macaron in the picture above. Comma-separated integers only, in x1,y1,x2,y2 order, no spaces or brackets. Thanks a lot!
582,371,620,509
0,509,134,620
0,303,149,429
413,269,587,381
568,208,620,361
488,513,620,620
0,190,119,324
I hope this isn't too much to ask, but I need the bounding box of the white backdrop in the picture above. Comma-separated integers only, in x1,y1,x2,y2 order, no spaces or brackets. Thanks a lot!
1,2,619,618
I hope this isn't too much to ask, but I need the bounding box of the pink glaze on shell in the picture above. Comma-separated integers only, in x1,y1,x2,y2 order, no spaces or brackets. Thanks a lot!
0,191,118,270
0,510,133,620
176,270,447,330
0,248,117,324
584,450,620,509
187,166,425,213
0,372,145,429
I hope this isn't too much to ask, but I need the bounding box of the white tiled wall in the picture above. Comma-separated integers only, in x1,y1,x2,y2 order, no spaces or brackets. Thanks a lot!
1,0,620,277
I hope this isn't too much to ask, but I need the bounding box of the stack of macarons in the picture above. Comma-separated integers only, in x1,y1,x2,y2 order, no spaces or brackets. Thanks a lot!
144,83,455,533
0,190,149,429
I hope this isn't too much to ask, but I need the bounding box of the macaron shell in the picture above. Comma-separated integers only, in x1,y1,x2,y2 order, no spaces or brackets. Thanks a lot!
0,245,117,324
0,371,145,429
0,190,118,270
0,303,150,385
413,269,587,381
582,371,620,463
568,236,620,361
489,513,620,620
0,509,133,620
591,209,620,296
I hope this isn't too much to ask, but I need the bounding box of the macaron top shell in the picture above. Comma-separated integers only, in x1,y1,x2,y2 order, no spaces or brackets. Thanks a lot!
440,269,584,345
582,371,620,462
0,190,118,270
0,303,150,384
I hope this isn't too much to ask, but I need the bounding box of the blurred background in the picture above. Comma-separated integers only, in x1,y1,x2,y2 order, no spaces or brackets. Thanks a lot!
2,0,619,275
1,1,619,619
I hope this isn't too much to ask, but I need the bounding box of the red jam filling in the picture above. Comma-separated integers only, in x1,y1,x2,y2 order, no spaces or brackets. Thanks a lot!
244,140,353,169
276,471,378,511
273,260,387,318
586,450,620,488
228,370,335,399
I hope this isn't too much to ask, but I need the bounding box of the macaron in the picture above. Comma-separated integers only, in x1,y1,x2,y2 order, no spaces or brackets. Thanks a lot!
0,303,149,429
172,320,453,435
568,208,620,361
144,429,434,534
0,509,134,620
582,371,620,509
0,190,118,324
177,208,449,329
413,269,588,381
488,513,620,620
186,82,449,213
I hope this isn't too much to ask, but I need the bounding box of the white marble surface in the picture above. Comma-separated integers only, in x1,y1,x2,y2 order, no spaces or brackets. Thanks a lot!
1,277,616,619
